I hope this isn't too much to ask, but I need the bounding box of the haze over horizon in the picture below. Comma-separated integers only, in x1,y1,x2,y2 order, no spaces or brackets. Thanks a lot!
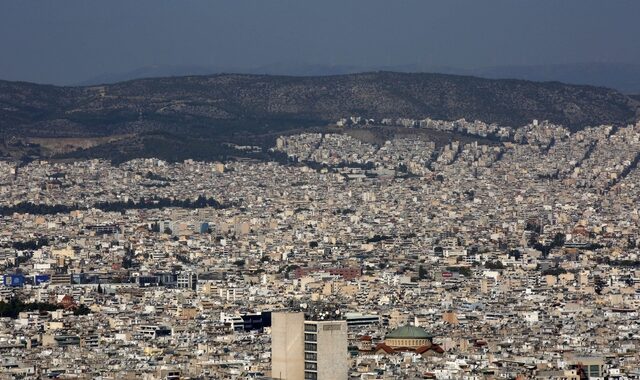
1,0,640,89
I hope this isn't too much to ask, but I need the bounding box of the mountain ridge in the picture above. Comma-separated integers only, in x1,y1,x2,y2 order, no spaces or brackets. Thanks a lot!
1,72,638,163
75,62,640,94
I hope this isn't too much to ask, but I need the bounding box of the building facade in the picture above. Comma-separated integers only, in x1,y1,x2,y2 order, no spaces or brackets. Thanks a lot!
271,312,348,380
271,312,305,380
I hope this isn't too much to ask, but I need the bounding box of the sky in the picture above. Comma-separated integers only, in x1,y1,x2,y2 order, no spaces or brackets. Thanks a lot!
1,0,639,85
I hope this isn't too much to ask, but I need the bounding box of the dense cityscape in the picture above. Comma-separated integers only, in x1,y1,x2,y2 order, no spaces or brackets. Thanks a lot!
0,117,639,379
3,1,640,379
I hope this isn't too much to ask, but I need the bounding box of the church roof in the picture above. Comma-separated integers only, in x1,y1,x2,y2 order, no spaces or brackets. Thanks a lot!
385,325,433,339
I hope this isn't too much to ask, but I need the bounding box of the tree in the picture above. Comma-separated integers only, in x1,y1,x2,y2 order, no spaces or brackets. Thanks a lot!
525,221,542,234
624,277,634,287
528,232,540,247
0,298,58,319
552,233,566,247
73,304,91,316
627,237,636,249
508,250,522,260
485,260,505,270
447,266,472,277
122,256,133,269
541,267,567,276
418,265,428,280
594,275,607,294
532,232,566,258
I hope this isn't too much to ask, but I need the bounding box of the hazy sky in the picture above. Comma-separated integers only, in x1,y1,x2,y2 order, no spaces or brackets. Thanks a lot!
1,0,639,85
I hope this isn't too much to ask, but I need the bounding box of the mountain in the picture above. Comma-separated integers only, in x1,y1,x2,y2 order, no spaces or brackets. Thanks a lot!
79,63,371,86
1,71,638,161
79,62,640,94
78,65,223,86
470,63,640,95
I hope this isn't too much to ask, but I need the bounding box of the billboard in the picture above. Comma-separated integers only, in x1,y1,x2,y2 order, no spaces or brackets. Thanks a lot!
3,274,25,287
34,274,50,285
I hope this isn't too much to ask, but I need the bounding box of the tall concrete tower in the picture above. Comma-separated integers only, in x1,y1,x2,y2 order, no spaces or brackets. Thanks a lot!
272,312,305,380
271,312,348,380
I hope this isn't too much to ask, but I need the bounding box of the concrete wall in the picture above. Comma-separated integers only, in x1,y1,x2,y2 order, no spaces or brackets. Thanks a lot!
272,312,305,380
315,321,348,380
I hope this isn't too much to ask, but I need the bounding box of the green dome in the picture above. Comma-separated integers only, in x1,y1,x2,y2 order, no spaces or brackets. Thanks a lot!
385,325,433,339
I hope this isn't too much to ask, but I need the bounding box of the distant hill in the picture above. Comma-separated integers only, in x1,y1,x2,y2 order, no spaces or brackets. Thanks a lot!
471,63,640,95
78,63,364,86
3,71,638,134
0,72,638,162
79,62,640,94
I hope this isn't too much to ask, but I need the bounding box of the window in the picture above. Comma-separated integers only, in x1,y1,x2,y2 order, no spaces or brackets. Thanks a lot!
304,343,317,352
304,324,317,332
304,372,317,380
304,333,317,342
305,352,317,361
305,362,318,370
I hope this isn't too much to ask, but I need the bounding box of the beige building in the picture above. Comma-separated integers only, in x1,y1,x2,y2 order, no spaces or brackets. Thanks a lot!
271,312,348,380
303,319,348,380
271,312,305,380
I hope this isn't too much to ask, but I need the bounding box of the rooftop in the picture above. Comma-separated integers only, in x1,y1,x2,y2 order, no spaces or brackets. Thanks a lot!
386,325,433,340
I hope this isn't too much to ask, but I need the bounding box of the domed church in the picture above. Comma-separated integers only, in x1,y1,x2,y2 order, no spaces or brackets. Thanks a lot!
375,325,444,356
385,325,433,349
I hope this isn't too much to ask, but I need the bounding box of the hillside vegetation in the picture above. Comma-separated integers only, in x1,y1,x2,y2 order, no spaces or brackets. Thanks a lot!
0,72,638,162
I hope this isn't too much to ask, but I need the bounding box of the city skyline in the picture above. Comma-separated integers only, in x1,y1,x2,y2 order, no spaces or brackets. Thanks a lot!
1,2,639,378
